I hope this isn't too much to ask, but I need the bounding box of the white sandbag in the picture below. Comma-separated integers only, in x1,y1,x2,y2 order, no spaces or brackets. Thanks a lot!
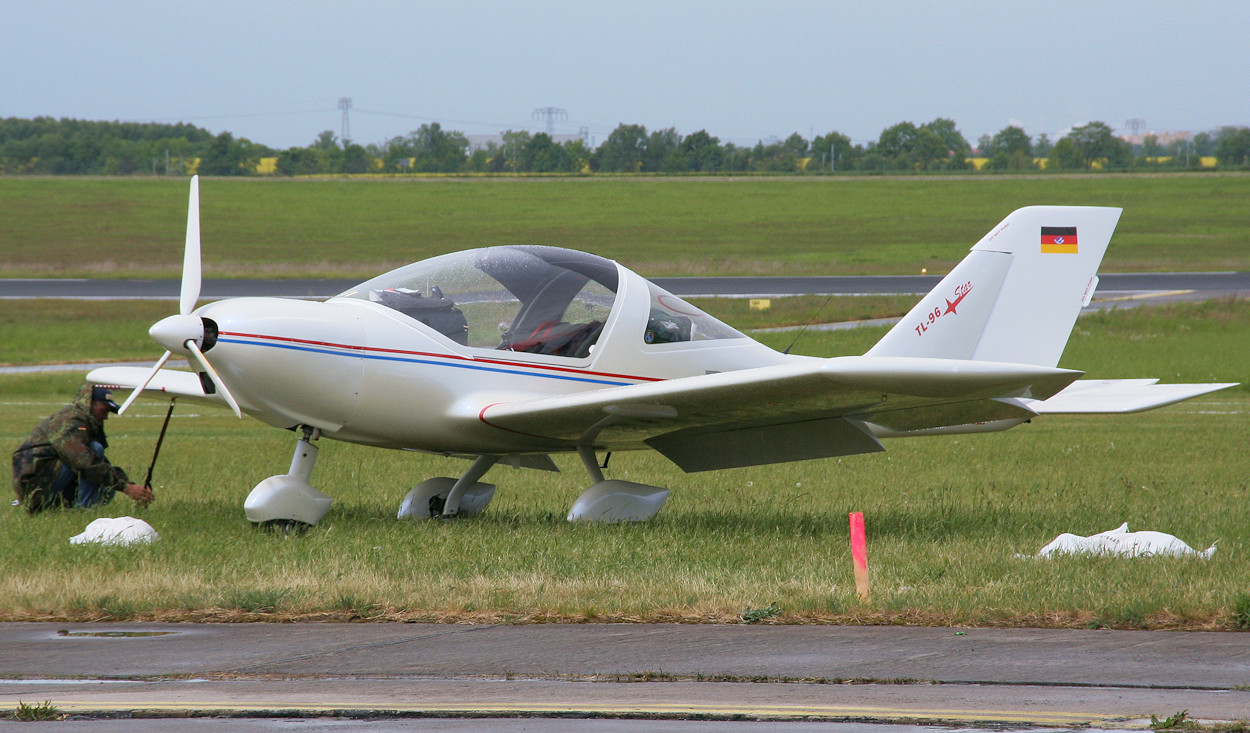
70,517,160,546
1035,522,1215,558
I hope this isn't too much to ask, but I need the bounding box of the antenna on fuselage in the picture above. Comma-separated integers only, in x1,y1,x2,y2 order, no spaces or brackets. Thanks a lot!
782,294,834,355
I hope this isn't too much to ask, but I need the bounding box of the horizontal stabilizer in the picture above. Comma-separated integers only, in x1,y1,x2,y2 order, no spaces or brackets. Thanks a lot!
1030,379,1238,414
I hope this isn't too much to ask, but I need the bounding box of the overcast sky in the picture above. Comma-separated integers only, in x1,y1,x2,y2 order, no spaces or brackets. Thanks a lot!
4,1,1247,150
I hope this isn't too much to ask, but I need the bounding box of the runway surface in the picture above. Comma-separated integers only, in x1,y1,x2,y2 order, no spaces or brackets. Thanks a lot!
1,622,1247,728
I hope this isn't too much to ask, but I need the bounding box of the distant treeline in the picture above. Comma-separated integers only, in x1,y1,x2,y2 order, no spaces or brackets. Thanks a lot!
3,116,1250,176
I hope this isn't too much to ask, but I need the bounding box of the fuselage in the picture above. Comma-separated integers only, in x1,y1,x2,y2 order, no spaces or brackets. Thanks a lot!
195,246,797,455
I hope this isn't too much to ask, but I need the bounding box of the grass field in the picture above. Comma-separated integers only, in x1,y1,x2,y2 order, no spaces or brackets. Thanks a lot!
1,174,1248,278
1,299,1245,628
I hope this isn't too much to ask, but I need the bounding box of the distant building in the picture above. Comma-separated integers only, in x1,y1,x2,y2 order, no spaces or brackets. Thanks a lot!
465,133,584,153
1119,130,1194,146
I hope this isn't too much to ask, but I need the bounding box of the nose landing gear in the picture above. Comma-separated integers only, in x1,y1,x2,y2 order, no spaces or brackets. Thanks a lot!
244,426,333,530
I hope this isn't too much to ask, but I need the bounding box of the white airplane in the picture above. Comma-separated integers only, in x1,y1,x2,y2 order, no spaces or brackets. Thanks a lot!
89,177,1235,528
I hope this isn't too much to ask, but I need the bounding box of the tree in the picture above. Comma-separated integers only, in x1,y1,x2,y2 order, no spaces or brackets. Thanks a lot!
467,141,499,172
914,127,953,169
308,130,343,171
642,127,680,172
1166,138,1195,169
922,118,970,154
1192,132,1214,156
875,122,919,164
1065,121,1131,169
525,132,572,172
982,125,1034,170
811,131,851,171
276,147,322,175
1138,134,1163,165
781,132,809,158
0,117,230,175
500,130,531,172
918,119,971,170
872,121,958,170
383,123,467,173
1046,137,1083,170
750,138,799,172
594,124,647,172
198,132,257,175
414,123,468,172
561,139,592,173
341,143,372,174
1215,127,1250,167
311,130,339,151
1032,133,1053,158
680,130,723,172
721,142,751,172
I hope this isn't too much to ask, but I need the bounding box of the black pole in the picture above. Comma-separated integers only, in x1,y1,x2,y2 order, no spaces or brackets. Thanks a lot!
144,399,176,489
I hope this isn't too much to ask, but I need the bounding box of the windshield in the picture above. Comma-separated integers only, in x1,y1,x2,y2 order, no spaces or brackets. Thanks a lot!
339,246,618,358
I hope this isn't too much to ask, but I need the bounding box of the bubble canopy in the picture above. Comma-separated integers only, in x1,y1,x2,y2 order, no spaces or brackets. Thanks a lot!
337,246,743,356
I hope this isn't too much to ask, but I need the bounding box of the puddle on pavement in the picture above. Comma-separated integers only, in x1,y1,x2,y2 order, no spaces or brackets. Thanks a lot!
56,629,177,638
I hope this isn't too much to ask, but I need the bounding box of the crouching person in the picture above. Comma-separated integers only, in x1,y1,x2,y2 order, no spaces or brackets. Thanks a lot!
12,385,153,513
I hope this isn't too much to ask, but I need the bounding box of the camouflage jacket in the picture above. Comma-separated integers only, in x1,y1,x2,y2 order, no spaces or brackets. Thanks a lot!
11,385,130,513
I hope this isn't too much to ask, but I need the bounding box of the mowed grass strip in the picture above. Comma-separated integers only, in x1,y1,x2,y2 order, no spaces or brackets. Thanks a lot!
0,300,1245,627
2,174,1248,278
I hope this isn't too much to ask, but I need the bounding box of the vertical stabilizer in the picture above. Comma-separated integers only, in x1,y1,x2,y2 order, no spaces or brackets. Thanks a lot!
866,206,1121,367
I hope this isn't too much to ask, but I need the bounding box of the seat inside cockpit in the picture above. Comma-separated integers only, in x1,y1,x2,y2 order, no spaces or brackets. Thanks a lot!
340,245,618,358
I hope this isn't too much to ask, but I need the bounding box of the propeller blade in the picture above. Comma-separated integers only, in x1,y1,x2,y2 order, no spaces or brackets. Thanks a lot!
116,351,173,415
180,175,202,316
187,339,242,418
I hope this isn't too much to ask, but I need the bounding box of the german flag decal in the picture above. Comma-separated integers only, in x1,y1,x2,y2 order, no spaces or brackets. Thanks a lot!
1041,226,1078,254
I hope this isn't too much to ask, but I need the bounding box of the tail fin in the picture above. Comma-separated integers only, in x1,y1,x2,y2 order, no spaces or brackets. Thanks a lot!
866,206,1121,367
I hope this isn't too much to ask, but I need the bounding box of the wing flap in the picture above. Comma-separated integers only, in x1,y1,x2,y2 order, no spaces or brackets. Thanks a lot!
862,396,1038,435
647,416,884,472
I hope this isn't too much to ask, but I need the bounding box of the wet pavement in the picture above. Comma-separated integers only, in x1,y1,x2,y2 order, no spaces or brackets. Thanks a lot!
1,622,1247,728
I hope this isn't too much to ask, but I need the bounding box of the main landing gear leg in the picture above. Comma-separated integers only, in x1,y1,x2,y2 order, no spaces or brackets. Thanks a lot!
442,455,498,518
566,446,669,523
244,426,333,530
397,455,499,520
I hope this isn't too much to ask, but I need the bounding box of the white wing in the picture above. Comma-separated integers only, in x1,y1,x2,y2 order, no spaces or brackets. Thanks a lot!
87,366,229,408
478,356,1081,471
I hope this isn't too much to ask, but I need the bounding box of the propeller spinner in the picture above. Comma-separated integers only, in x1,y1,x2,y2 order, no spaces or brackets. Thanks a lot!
116,176,242,417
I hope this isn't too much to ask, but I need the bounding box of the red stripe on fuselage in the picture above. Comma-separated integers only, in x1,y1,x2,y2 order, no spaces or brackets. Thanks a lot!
218,330,664,384
476,401,548,438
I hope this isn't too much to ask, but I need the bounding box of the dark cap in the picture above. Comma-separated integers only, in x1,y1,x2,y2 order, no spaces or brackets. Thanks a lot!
91,386,120,413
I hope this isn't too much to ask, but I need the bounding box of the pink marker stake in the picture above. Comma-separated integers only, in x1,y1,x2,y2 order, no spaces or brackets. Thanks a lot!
849,512,870,599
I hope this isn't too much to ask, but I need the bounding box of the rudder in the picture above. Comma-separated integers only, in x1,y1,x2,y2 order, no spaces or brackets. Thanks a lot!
866,206,1122,367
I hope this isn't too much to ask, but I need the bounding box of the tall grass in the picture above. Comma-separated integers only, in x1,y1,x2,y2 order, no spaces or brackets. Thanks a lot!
1,302,1244,627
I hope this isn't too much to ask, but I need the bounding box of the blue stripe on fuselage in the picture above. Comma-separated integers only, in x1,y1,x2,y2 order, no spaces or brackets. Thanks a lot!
217,337,634,387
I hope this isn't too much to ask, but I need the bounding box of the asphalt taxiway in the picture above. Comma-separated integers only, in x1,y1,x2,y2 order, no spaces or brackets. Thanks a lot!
1,622,1246,728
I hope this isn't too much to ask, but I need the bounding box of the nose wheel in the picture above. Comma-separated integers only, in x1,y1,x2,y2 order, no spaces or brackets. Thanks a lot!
244,427,333,529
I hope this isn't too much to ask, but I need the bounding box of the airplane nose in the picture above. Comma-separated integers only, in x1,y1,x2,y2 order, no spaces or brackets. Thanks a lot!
149,314,206,354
